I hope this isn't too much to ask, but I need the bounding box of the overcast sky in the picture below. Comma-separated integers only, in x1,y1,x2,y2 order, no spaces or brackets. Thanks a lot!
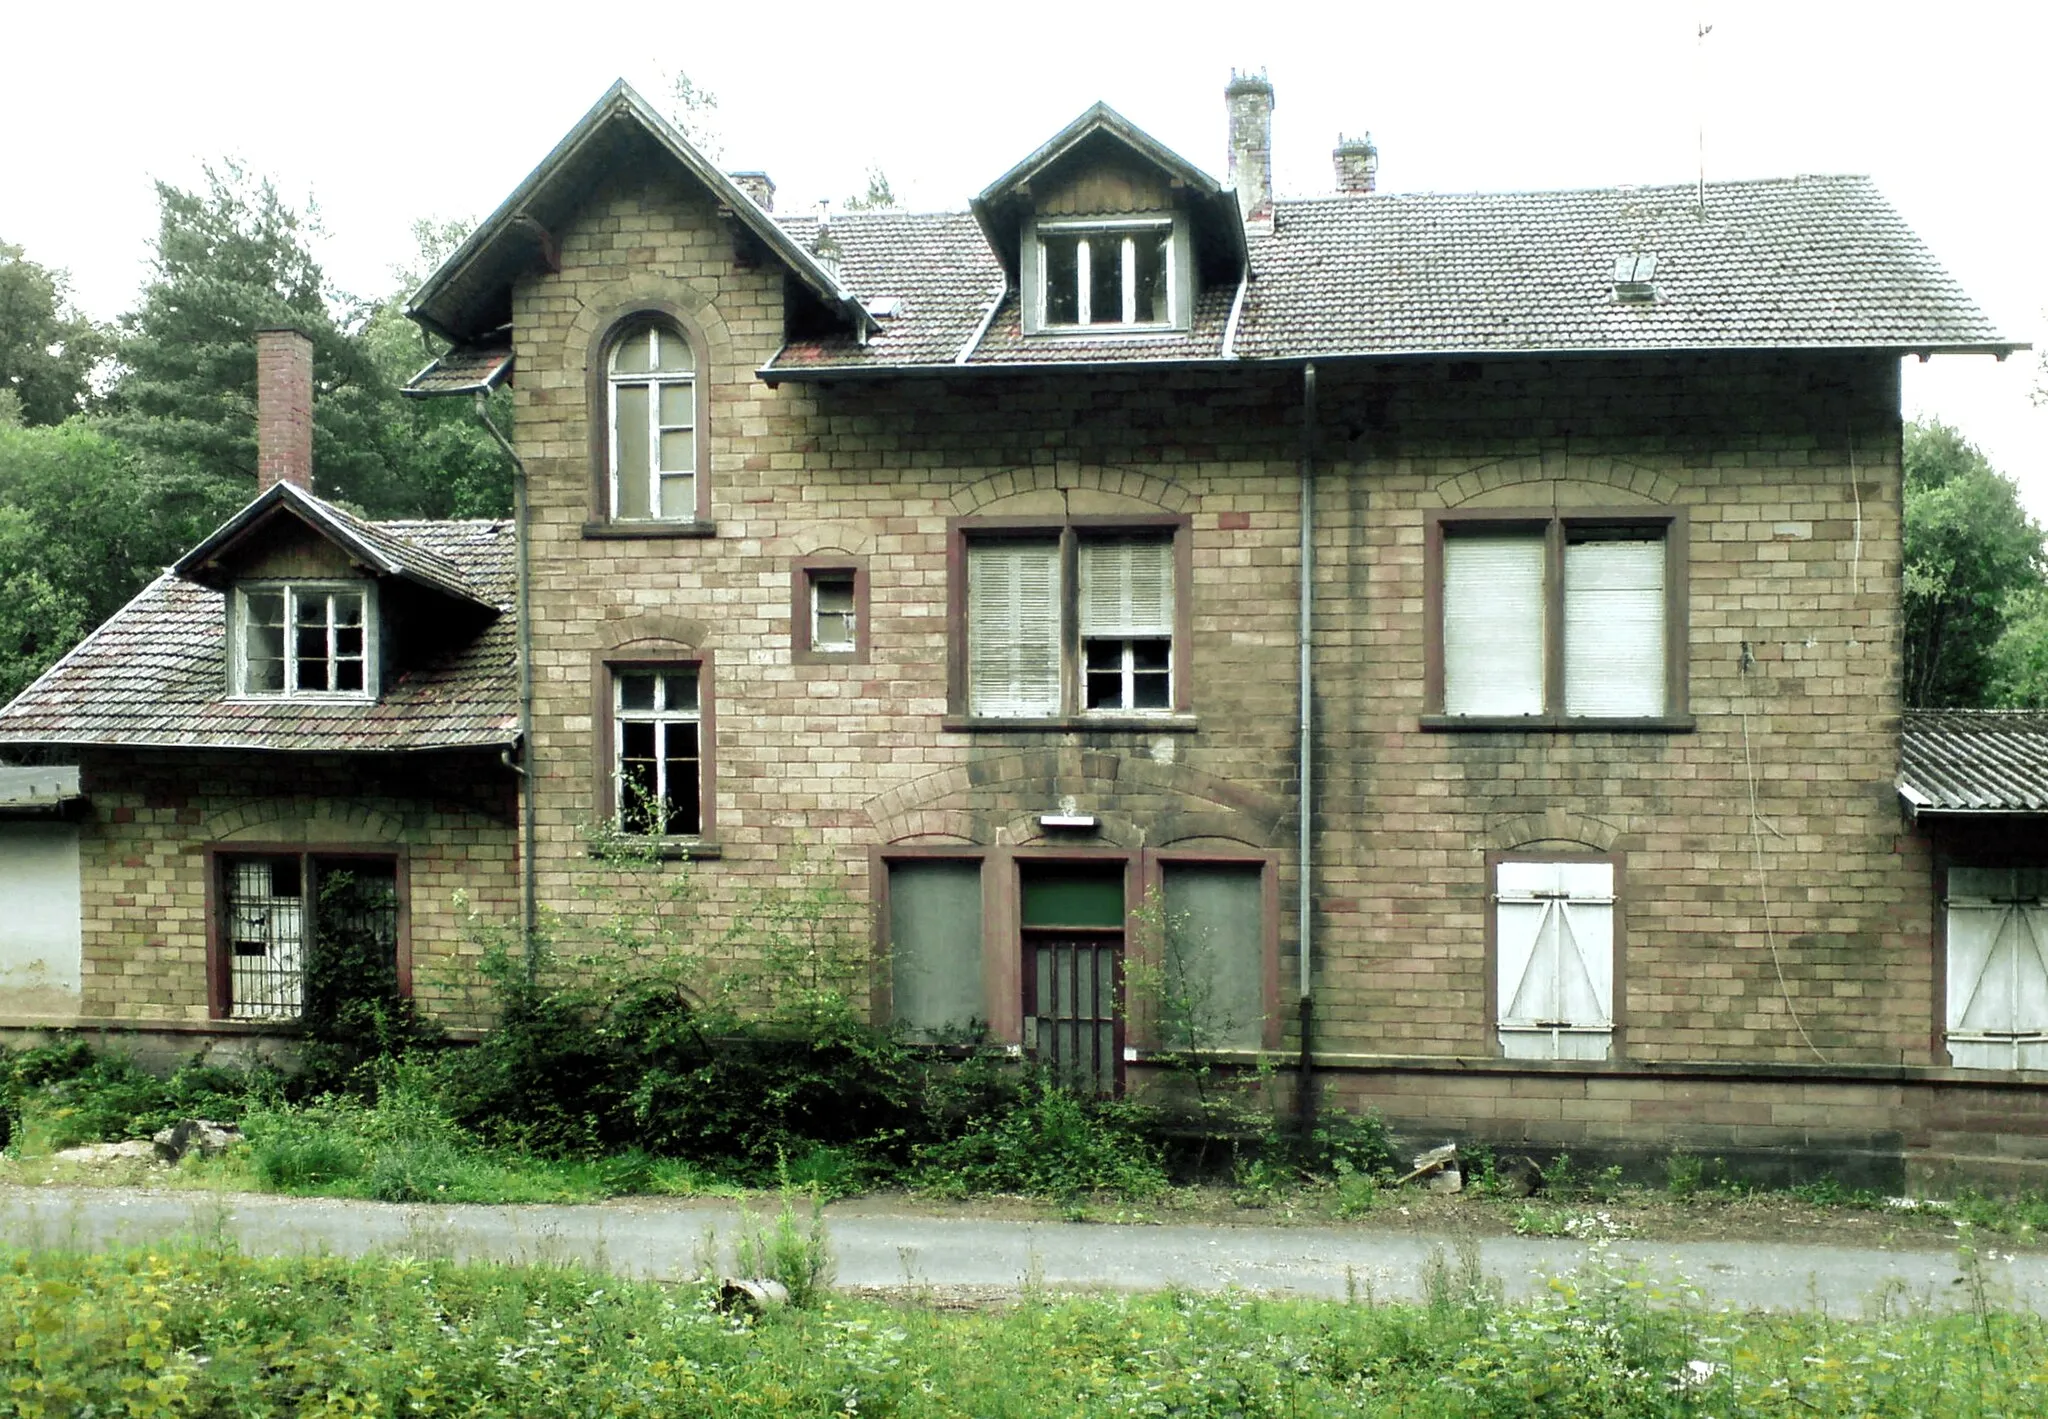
5,1,2040,506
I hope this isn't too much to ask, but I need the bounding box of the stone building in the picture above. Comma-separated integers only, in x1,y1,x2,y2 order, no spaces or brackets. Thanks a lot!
2,76,2037,1186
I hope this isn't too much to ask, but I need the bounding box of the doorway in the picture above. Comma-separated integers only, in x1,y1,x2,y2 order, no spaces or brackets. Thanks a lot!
1020,863,1125,1094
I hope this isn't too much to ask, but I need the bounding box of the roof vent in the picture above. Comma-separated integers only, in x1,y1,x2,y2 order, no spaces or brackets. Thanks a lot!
1612,252,1657,303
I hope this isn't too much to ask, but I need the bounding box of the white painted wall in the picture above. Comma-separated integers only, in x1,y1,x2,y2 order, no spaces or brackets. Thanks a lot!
0,823,83,1013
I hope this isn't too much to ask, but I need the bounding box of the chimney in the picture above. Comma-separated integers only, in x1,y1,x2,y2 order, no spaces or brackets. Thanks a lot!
1334,133,1378,194
1225,70,1275,230
255,328,313,493
729,171,775,211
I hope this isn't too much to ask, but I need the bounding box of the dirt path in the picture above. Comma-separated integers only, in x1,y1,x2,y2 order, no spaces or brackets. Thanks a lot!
4,1184,2042,1316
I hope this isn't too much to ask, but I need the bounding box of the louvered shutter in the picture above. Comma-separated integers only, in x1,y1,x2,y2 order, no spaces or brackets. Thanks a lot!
1945,868,2048,1070
1079,538,1172,637
1496,860,1614,1061
969,540,1061,716
1443,535,1545,715
1564,537,1666,718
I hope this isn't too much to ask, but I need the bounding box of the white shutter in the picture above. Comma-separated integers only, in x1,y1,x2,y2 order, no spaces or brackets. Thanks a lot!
1564,538,1666,718
969,540,1061,716
1079,538,1172,637
1946,868,2048,1070
1496,860,1614,1061
1444,535,1545,715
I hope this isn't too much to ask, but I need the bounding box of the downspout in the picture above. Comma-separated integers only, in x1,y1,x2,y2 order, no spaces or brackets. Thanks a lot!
1296,362,1317,1143
474,392,539,982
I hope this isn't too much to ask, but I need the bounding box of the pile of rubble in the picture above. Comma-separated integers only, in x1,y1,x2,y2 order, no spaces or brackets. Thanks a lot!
1396,1142,1543,1196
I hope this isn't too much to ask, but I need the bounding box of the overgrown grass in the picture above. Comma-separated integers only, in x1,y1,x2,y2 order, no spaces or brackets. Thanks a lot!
4,1241,2047,1417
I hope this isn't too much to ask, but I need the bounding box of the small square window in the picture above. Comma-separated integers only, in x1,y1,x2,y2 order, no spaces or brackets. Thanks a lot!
792,560,869,664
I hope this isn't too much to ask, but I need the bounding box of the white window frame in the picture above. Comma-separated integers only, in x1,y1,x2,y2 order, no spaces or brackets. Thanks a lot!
612,667,703,837
607,322,697,522
1493,858,1616,1061
1943,868,2048,1071
810,572,857,653
962,527,1181,721
231,581,376,701
1034,218,1178,331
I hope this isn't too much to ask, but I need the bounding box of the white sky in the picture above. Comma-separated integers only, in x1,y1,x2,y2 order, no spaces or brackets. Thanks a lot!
5,1,2041,505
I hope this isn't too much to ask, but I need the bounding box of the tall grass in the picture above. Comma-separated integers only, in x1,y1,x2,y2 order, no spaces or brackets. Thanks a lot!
2,1242,2045,1417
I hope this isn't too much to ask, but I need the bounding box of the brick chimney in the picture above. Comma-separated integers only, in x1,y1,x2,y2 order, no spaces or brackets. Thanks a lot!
1334,133,1378,194
729,171,775,211
1225,70,1275,231
255,328,313,493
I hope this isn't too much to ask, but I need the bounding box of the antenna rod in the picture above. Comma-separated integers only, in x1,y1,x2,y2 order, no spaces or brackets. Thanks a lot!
1696,21,1714,215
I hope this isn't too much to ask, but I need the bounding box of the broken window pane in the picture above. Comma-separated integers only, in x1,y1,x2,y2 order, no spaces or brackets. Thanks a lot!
1086,233,1122,325
1043,234,1081,324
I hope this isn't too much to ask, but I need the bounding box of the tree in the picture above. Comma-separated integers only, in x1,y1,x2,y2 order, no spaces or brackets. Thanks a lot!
104,162,420,515
0,241,106,426
1901,418,2046,707
0,419,242,701
843,168,898,212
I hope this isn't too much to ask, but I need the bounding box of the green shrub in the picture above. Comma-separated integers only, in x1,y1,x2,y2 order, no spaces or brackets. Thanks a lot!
248,1123,366,1188
2,1038,270,1153
733,1184,836,1308
913,1079,1168,1201
365,1137,469,1202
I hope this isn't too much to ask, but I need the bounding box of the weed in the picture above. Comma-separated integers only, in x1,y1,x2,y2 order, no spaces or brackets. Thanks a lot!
1665,1151,1704,1199
912,1078,1168,1201
734,1182,836,1308
1331,1161,1379,1218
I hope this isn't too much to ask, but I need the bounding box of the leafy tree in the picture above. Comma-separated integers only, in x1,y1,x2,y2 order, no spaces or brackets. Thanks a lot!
1902,418,2046,707
104,162,422,515
843,168,898,212
0,241,106,426
1987,586,2048,706
0,419,242,701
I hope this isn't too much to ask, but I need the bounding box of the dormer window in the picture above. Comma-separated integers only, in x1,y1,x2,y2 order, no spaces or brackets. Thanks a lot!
1026,217,1187,333
233,582,376,700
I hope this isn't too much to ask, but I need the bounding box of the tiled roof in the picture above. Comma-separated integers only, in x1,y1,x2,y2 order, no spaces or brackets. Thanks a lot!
405,341,514,396
0,519,516,754
1899,710,2048,815
764,176,2013,374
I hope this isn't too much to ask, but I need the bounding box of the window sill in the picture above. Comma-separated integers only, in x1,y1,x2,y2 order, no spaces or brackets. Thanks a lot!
224,693,377,706
1420,713,1695,734
942,713,1200,734
1028,325,1188,341
585,839,722,861
581,520,719,541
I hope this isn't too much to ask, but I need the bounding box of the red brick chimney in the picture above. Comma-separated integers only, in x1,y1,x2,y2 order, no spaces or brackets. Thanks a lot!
255,328,313,493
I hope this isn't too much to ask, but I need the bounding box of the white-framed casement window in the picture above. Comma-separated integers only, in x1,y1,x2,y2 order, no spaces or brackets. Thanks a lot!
614,668,702,836
1435,514,1679,724
1944,867,2048,1071
965,530,1178,719
811,573,857,653
233,582,374,699
608,323,696,521
1494,859,1616,1060
1035,219,1177,329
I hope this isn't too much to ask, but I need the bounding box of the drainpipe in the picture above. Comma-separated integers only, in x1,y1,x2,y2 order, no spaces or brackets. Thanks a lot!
474,392,539,982
1296,362,1317,1143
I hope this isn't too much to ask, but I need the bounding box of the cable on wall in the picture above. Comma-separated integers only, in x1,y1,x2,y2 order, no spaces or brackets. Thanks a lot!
1737,662,1829,1063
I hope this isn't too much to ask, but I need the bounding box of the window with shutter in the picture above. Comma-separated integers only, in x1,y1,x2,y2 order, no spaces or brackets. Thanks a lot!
1444,535,1544,716
1565,536,1666,718
1429,511,1682,726
954,520,1188,722
1944,868,2048,1070
1160,861,1266,1050
1495,859,1615,1060
1080,537,1173,713
968,540,1061,717
887,859,986,1042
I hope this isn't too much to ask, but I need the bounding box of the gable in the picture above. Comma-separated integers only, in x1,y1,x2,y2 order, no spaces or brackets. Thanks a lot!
1037,151,1176,218
220,520,359,583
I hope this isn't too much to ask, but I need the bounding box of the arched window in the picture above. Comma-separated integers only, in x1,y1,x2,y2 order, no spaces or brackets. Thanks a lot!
607,321,698,521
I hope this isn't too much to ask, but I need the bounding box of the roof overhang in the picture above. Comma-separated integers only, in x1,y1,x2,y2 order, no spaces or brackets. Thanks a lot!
0,765,86,820
405,80,875,347
968,101,1247,289
404,336,515,399
759,340,2032,383
173,483,498,611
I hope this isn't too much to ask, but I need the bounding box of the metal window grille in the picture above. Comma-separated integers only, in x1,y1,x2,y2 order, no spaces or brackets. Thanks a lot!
1025,930,1124,1095
226,857,305,1020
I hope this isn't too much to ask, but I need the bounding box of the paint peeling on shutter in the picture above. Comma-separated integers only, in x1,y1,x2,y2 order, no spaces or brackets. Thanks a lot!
969,540,1060,716
1945,867,2048,1070
1564,538,1665,718
1496,860,1614,1061
1080,537,1172,637
1444,535,1544,715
